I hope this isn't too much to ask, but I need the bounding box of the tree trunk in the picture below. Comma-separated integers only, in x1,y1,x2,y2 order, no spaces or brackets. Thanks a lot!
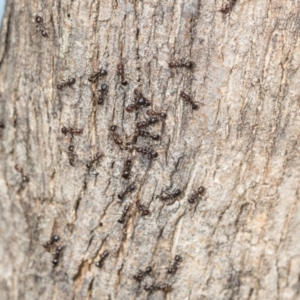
1,0,299,299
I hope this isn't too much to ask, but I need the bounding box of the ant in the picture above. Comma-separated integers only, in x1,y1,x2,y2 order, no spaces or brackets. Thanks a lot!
167,255,182,274
15,164,29,183
137,130,160,141
136,200,150,216
57,77,76,90
136,117,159,129
95,250,109,268
159,189,181,205
52,245,64,267
86,152,103,169
61,127,83,136
117,63,128,86
118,203,131,224
188,186,205,204
134,89,151,104
133,266,152,282
122,157,133,179
180,91,198,110
146,109,167,119
109,125,127,150
97,84,108,105
135,147,158,160
132,129,160,144
43,235,60,249
35,16,48,37
144,283,171,293
168,59,194,70
126,89,151,112
68,145,77,167
117,183,135,201
88,68,107,82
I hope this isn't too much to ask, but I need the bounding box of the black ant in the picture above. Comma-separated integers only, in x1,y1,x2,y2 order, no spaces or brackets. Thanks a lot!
88,68,107,82
52,245,64,267
144,283,171,293
35,16,48,37
95,250,109,268
136,117,159,129
57,77,76,90
126,89,151,112
146,109,167,119
118,203,131,224
167,255,182,274
117,63,128,86
132,129,160,144
97,84,108,105
188,186,205,204
134,89,151,104
135,147,158,160
168,59,194,70
136,200,150,216
122,158,133,179
61,127,83,136
43,235,60,249
117,184,135,201
15,164,29,183
137,130,160,141
86,152,103,169
109,125,128,150
133,266,152,282
180,91,198,110
159,189,181,205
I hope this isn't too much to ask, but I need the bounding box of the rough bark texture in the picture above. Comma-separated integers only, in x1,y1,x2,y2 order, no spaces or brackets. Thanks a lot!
1,0,300,299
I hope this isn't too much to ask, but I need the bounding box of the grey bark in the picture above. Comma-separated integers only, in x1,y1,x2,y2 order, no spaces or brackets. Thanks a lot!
0,0,300,299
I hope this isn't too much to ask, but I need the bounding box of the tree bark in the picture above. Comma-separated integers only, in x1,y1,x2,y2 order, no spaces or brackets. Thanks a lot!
1,0,300,299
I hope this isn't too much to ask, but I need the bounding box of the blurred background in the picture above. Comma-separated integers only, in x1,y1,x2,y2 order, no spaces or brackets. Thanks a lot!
0,0,5,25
